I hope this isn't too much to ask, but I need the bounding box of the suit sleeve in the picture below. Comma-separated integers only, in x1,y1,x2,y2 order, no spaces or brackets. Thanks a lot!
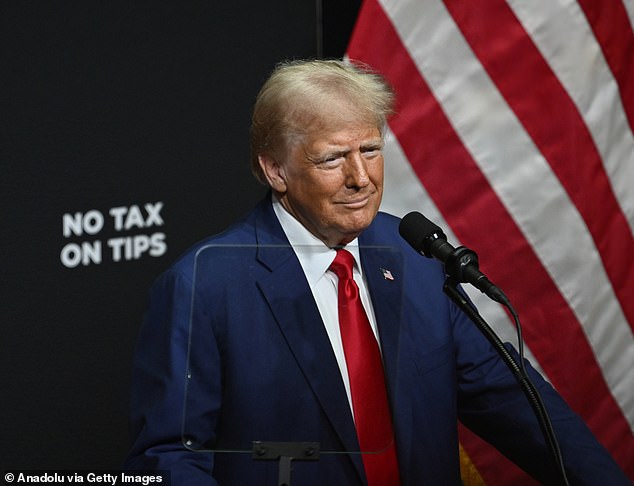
451,295,630,485
124,268,221,486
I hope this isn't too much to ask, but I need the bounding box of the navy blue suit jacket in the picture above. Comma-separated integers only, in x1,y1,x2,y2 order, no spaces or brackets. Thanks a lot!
125,196,628,485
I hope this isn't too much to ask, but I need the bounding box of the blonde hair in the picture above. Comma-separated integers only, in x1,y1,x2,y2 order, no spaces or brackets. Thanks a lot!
250,59,395,184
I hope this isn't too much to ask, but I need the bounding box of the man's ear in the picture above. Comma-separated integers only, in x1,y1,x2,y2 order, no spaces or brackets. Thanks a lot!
258,154,287,193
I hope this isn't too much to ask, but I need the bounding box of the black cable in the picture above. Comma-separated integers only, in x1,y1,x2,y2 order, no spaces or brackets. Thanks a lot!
443,278,570,486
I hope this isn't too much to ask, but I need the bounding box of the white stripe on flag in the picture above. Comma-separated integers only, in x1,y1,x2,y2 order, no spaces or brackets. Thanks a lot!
624,0,634,33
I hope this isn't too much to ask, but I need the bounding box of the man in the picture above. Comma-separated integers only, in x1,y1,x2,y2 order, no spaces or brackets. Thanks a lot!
125,60,629,485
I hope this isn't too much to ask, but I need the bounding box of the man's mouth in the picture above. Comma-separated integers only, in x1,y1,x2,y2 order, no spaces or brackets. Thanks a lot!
339,193,373,209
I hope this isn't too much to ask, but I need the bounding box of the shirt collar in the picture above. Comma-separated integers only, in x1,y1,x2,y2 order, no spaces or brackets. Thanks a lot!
271,195,362,286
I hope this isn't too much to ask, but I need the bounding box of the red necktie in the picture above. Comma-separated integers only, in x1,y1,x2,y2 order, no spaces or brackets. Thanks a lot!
330,249,400,486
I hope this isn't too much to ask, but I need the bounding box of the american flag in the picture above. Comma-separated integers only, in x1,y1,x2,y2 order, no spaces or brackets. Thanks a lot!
381,267,395,281
347,0,634,483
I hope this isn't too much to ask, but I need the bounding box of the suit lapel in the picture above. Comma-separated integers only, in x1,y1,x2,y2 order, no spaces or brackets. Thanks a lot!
252,201,365,479
357,240,405,404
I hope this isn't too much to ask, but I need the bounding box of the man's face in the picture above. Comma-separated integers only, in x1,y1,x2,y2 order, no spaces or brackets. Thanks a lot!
262,121,384,247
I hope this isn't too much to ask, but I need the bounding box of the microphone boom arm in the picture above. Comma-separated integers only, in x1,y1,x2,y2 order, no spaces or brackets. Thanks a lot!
442,277,569,486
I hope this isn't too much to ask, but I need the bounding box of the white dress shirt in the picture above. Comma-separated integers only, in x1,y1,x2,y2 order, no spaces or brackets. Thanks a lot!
272,196,381,414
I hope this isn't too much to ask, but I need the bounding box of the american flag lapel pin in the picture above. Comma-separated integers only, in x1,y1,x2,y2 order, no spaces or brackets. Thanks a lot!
380,268,394,281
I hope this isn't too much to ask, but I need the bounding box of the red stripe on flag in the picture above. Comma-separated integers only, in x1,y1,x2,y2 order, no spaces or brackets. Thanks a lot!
444,0,634,334
347,0,633,479
577,0,634,132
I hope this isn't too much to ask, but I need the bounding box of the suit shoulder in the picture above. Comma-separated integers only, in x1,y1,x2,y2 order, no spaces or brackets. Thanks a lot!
375,211,401,226
364,211,406,246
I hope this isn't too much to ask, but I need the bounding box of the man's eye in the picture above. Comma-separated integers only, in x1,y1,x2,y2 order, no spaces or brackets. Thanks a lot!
322,155,343,164
363,148,382,158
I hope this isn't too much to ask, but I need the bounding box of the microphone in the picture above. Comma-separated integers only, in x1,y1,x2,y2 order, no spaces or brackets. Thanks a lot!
399,211,509,305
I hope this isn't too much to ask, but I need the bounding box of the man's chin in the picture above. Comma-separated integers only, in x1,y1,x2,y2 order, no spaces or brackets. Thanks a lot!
338,215,377,242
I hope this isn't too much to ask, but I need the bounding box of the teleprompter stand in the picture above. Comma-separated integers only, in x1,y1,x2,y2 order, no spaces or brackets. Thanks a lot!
252,441,320,486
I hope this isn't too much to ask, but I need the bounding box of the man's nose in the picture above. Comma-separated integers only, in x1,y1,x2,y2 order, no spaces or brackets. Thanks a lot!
344,153,370,188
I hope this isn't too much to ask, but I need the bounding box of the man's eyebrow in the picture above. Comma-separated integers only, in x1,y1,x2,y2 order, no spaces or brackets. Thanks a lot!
306,149,348,162
361,138,385,150
304,137,384,161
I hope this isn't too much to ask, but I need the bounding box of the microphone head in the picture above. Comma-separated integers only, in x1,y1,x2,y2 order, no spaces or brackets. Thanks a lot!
399,211,447,258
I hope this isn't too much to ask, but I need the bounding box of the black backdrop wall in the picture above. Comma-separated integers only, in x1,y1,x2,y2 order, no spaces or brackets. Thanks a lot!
1,1,360,469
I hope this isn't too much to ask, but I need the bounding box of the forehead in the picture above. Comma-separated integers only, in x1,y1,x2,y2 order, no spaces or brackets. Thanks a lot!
302,123,382,150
